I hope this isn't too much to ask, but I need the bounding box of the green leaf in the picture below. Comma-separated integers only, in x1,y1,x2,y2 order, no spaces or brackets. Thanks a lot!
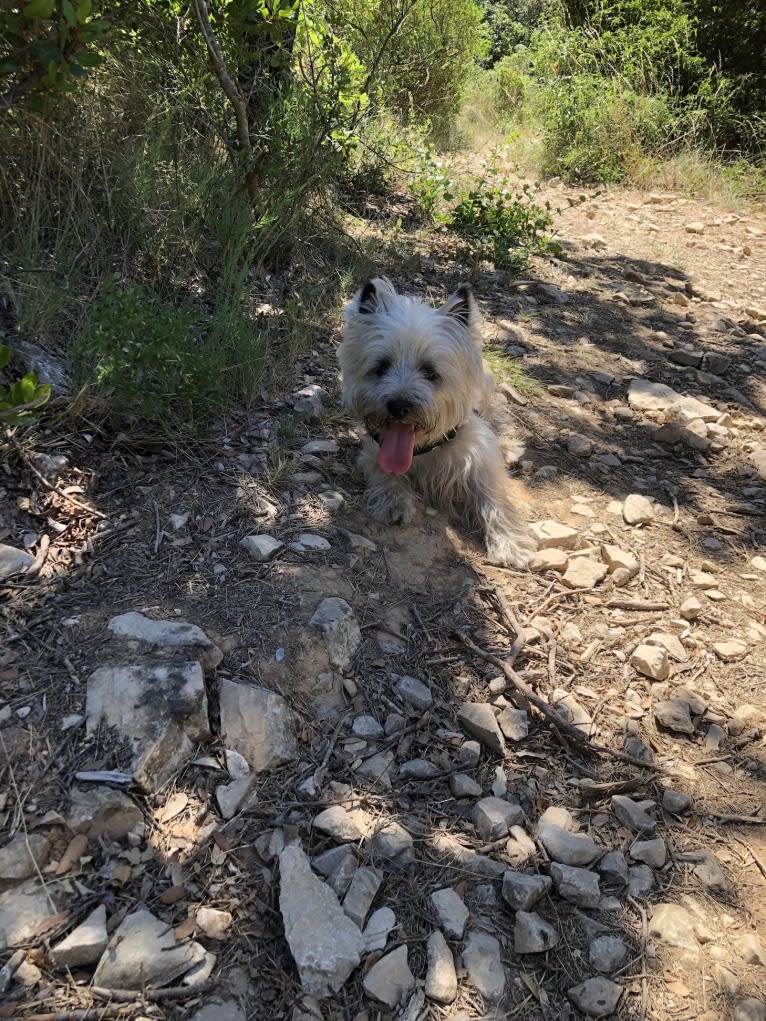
0,59,19,74
31,40,63,64
76,51,104,68
0,345,10,370
23,0,56,19
75,0,92,22
13,373,39,404
62,0,77,26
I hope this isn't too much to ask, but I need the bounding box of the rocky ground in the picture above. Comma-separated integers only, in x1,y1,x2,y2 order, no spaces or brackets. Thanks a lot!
0,182,765,1021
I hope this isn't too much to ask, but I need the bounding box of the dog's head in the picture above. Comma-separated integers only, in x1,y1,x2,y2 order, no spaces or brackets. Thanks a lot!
338,278,486,475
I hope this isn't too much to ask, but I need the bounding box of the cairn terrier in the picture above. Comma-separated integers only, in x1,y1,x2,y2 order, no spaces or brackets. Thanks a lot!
338,277,532,567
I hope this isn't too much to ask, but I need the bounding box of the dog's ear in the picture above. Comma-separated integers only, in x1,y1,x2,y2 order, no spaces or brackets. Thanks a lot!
441,283,477,327
357,279,379,315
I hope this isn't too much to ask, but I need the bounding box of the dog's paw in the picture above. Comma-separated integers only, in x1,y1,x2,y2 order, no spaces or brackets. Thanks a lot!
485,529,534,569
365,488,416,527
499,435,526,467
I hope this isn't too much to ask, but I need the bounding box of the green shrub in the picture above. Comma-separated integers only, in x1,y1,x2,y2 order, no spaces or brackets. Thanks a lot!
0,344,51,425
406,148,454,223
480,0,563,64
342,0,487,130
538,72,675,182
493,54,531,118
449,166,555,272
72,278,218,425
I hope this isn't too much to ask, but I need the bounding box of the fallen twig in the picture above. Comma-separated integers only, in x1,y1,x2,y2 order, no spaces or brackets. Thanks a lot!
484,585,527,665
91,978,217,1002
26,1009,133,1021
605,598,669,611
703,812,766,826
732,835,766,881
455,631,675,775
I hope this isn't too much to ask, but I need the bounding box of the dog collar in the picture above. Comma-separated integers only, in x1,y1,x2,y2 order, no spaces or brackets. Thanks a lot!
369,410,477,457
413,424,461,456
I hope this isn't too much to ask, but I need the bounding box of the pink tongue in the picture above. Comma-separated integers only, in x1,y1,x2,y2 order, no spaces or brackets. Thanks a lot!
378,423,416,475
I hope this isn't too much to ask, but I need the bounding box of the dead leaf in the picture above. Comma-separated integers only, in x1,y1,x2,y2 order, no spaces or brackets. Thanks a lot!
175,915,196,940
520,972,548,1003
156,792,189,825
160,884,187,905
665,978,691,997
112,863,132,886
213,830,232,852
56,834,88,875
32,909,69,937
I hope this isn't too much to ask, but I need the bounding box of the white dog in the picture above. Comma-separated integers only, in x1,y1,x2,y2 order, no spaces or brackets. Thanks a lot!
338,278,532,567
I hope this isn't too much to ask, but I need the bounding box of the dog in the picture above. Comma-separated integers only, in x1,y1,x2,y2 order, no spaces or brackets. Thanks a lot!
338,277,532,567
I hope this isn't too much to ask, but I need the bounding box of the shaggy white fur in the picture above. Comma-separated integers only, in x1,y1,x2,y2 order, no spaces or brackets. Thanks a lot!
338,277,532,567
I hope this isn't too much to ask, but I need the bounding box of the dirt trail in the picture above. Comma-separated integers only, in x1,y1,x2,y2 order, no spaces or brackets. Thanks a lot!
1,184,765,1021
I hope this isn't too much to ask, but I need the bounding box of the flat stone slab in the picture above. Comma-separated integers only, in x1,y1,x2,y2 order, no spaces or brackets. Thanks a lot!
569,976,623,1017
628,378,718,422
457,703,505,754
85,662,209,788
0,832,50,882
51,905,108,968
0,544,33,580
218,679,298,772
0,880,61,950
107,612,222,672
279,845,363,996
425,930,457,1004
92,909,206,988
362,945,415,1009
463,931,506,1001
430,887,469,939
309,597,361,672
515,911,559,953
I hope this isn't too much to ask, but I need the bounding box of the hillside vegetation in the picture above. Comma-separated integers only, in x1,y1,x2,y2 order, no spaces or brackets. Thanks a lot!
1,0,765,424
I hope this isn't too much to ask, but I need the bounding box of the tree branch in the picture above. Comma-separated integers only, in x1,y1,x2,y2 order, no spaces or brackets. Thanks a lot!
191,0,259,202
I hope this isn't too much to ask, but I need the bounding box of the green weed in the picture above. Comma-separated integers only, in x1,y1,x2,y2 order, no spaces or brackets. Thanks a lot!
449,166,557,272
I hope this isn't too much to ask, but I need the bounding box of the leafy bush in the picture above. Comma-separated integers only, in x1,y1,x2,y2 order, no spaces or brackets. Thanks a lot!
0,0,109,113
449,166,555,272
480,0,563,64
0,344,51,425
539,72,675,182
549,1,766,157
72,279,218,424
342,0,487,130
493,54,530,118
406,148,454,222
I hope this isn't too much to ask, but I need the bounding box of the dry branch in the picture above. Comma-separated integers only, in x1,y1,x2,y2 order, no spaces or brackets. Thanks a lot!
455,631,677,775
192,0,258,202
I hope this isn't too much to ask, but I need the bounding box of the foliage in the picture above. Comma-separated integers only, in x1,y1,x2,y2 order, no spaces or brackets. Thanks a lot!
479,0,562,64
0,344,51,424
72,278,219,425
493,53,530,117
449,165,555,271
0,0,109,112
406,148,453,222
338,0,487,130
538,67,675,182
553,0,766,156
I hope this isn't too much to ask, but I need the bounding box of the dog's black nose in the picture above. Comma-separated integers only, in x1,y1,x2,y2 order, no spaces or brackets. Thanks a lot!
386,397,412,420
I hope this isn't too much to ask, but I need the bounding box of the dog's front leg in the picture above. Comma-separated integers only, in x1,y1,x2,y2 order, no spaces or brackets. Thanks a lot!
468,444,534,569
358,440,417,526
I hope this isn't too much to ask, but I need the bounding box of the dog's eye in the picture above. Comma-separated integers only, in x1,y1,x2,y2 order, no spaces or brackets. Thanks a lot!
371,358,391,378
420,362,440,383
